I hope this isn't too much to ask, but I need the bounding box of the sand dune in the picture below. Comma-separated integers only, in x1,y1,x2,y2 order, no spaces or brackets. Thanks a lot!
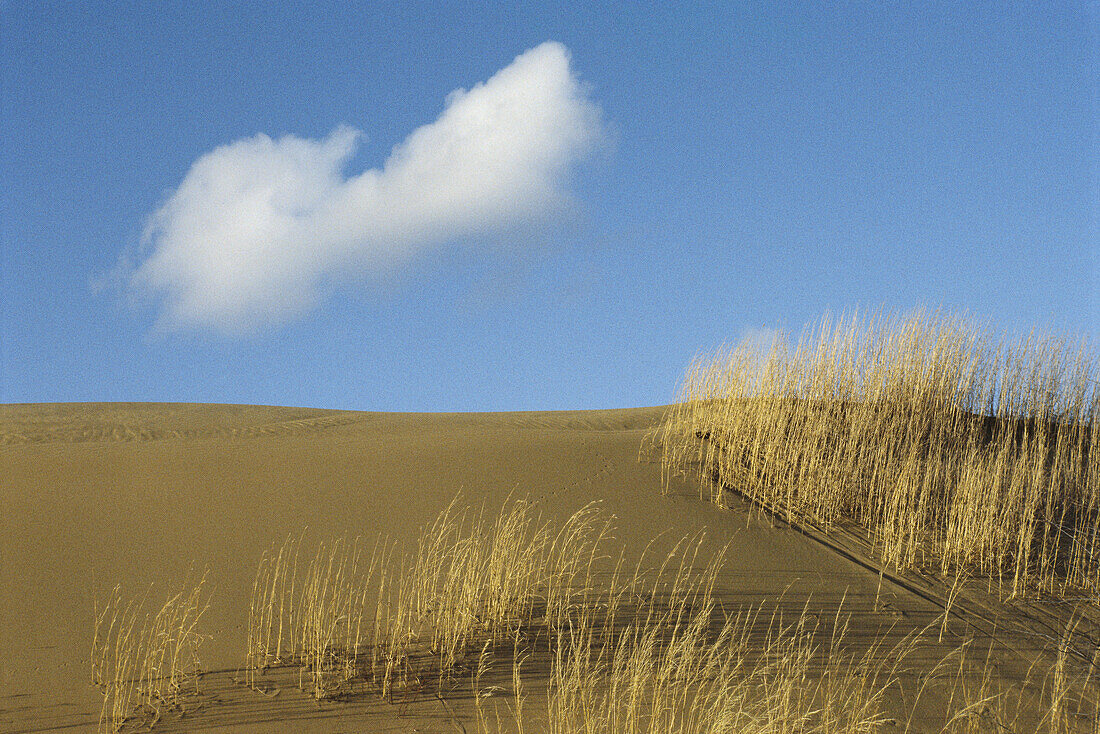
1,403,1094,732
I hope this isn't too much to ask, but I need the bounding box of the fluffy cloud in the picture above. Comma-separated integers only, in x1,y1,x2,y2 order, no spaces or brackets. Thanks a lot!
128,41,604,331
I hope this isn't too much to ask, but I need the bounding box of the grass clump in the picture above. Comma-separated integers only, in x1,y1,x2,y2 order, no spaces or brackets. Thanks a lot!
244,497,611,700
543,594,901,734
246,533,373,698
91,569,211,732
655,309,1098,600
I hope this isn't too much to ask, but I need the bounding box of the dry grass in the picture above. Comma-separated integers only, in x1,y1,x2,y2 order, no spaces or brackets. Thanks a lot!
540,587,902,733
91,569,211,732
241,496,1099,731
654,309,1098,601
246,532,375,697
92,494,1098,731
477,536,1098,733
926,614,1099,733
243,497,611,700
475,562,1099,734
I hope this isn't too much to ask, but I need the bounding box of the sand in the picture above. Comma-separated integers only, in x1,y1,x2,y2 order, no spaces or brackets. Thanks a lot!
1,403,1095,733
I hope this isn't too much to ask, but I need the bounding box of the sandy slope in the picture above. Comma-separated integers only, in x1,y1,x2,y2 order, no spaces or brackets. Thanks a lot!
0,404,1092,733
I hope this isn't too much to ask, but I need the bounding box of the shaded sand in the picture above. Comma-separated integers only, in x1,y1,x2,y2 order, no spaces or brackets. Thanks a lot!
1,404,1095,732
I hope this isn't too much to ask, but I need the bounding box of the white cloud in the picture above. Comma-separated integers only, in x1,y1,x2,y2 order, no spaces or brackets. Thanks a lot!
127,41,604,332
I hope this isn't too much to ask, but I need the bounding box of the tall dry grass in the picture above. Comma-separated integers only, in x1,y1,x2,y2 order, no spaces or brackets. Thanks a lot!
91,569,211,732
249,498,1057,731
89,495,1097,731
478,531,1099,733
543,608,903,733
926,614,1099,733
243,497,612,699
654,309,1098,600
246,533,374,697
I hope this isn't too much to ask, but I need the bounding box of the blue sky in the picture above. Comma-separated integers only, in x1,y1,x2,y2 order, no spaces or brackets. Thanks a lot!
2,1,1097,411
